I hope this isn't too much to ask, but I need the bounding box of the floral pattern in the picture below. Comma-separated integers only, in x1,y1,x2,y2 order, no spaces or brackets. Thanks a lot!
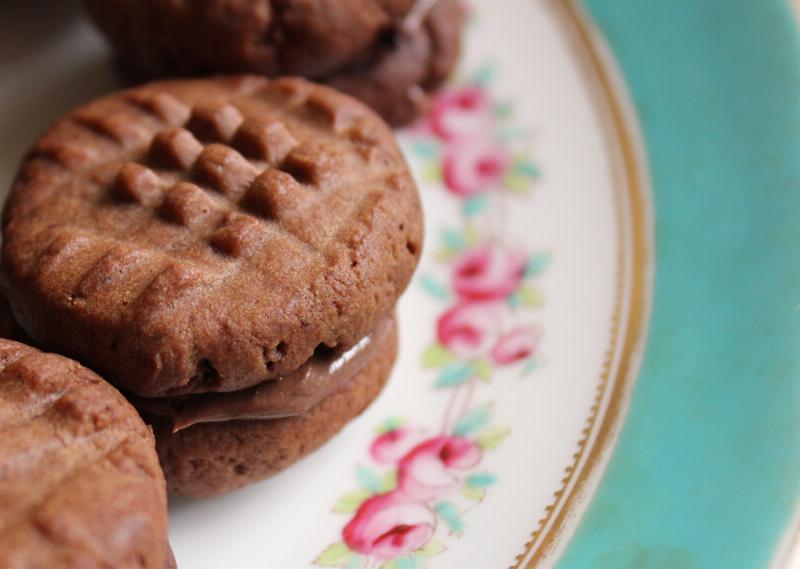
316,64,546,569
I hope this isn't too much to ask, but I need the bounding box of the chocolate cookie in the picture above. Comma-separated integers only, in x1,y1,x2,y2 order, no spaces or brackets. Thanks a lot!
2,75,422,397
151,316,398,496
2,76,421,494
0,339,170,568
83,0,464,125
84,0,415,79
327,0,464,126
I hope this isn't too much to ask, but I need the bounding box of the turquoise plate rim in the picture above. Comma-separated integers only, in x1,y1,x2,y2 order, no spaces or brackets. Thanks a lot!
558,1,800,568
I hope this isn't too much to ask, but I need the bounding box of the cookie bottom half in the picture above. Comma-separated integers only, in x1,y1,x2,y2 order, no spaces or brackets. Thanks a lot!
152,320,398,497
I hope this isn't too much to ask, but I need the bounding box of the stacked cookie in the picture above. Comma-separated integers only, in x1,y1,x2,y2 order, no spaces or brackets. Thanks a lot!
1,2,441,563
84,0,465,126
1,76,423,496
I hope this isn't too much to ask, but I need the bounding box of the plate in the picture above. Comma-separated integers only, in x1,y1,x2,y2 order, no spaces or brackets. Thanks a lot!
0,1,798,568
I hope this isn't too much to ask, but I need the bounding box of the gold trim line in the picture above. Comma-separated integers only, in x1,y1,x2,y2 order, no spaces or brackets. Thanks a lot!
512,0,653,566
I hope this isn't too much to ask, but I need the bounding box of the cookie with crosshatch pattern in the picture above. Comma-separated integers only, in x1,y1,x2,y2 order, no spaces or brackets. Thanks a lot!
1,76,422,399
0,339,171,569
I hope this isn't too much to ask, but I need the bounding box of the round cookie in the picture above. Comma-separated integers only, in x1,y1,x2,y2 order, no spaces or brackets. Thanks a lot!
327,0,464,126
83,0,464,125
0,339,170,569
84,0,417,79
2,76,422,398
153,316,398,497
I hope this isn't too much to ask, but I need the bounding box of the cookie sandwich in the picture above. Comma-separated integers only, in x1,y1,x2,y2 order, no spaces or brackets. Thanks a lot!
84,0,465,125
2,76,423,496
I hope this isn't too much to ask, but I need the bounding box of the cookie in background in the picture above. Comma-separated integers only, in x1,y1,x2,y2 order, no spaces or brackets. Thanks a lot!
83,0,465,125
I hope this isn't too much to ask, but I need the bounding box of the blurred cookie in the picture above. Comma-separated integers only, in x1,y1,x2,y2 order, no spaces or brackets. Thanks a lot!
0,339,170,568
2,76,421,494
327,0,464,126
84,0,414,79
84,0,464,125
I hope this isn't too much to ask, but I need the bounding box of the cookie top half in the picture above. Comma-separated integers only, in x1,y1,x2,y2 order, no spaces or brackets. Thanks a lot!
0,340,169,569
2,76,422,396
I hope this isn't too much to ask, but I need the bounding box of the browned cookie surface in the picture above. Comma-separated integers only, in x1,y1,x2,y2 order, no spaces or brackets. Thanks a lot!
2,76,422,397
154,317,398,497
84,0,463,125
0,340,169,569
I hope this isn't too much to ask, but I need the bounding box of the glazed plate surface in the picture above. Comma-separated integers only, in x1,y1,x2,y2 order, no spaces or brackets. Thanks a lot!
0,1,798,568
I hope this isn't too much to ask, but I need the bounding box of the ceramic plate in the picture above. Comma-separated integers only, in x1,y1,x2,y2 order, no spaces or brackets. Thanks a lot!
1,1,798,568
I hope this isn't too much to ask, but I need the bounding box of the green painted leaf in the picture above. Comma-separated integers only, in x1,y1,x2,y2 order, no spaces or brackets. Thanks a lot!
380,469,398,492
376,416,405,434
470,62,494,85
526,253,550,277
435,246,458,262
463,225,480,246
494,101,513,119
462,194,490,217
435,500,465,532
396,555,423,569
411,141,439,159
477,426,511,450
422,161,442,182
356,466,382,493
466,473,497,487
422,343,455,368
515,160,541,178
517,285,543,308
418,275,449,301
435,362,475,388
380,561,398,569
523,358,539,376
507,292,521,309
504,173,530,193
442,228,466,250
453,403,492,436
461,484,486,501
332,489,371,513
499,126,529,141
316,543,354,566
344,555,366,569
473,359,493,381
417,539,446,558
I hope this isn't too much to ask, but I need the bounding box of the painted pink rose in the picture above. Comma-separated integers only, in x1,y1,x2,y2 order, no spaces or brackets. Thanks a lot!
452,245,527,301
370,427,427,465
443,138,511,197
398,435,482,501
342,491,435,560
430,86,494,141
436,301,505,359
490,325,542,365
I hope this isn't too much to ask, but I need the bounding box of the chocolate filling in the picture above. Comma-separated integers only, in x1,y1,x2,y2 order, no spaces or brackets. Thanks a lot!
132,316,394,432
